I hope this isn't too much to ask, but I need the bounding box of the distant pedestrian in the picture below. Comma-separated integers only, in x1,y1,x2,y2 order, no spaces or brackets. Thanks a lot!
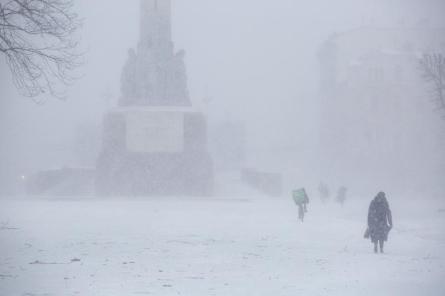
366,192,393,253
298,203,305,221
336,186,348,206
292,188,309,222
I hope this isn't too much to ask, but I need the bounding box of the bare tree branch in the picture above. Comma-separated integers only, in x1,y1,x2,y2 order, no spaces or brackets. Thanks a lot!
419,53,445,119
0,0,82,99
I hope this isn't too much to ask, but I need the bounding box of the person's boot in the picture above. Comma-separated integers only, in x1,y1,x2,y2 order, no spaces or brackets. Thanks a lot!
374,244,378,253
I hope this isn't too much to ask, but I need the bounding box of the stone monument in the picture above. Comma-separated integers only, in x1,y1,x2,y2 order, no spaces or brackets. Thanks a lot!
120,0,190,107
96,0,213,196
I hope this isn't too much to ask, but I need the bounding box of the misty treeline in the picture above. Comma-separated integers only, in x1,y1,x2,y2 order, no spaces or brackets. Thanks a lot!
419,53,445,119
0,0,82,99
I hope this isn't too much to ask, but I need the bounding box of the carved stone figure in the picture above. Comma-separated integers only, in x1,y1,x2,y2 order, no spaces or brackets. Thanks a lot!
119,0,190,106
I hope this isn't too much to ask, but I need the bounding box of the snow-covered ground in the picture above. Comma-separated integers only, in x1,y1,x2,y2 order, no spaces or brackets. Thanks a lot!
1,195,444,296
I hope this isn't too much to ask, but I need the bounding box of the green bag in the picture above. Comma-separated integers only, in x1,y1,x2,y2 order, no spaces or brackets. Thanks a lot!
292,188,308,205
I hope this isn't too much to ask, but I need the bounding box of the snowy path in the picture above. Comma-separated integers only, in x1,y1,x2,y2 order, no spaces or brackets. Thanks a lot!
1,197,444,295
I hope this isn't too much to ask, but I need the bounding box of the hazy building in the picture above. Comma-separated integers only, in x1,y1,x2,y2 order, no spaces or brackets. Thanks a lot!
318,27,445,194
209,121,247,170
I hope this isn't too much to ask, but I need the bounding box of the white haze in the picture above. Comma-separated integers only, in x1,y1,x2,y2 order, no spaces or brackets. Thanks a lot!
1,1,445,295
1,0,444,197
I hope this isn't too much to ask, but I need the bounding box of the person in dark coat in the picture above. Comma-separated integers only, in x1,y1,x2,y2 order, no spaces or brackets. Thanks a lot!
367,192,393,253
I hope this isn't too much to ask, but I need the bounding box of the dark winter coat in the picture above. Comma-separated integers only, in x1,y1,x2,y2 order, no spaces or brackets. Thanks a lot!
367,194,393,243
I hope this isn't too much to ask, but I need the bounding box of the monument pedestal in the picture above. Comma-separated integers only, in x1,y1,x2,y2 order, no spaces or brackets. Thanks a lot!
96,107,213,196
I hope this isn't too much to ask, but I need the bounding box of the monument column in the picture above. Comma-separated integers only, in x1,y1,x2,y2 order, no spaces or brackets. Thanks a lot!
140,0,172,52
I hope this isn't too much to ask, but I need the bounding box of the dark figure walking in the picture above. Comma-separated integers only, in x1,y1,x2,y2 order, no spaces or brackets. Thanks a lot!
367,192,393,253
